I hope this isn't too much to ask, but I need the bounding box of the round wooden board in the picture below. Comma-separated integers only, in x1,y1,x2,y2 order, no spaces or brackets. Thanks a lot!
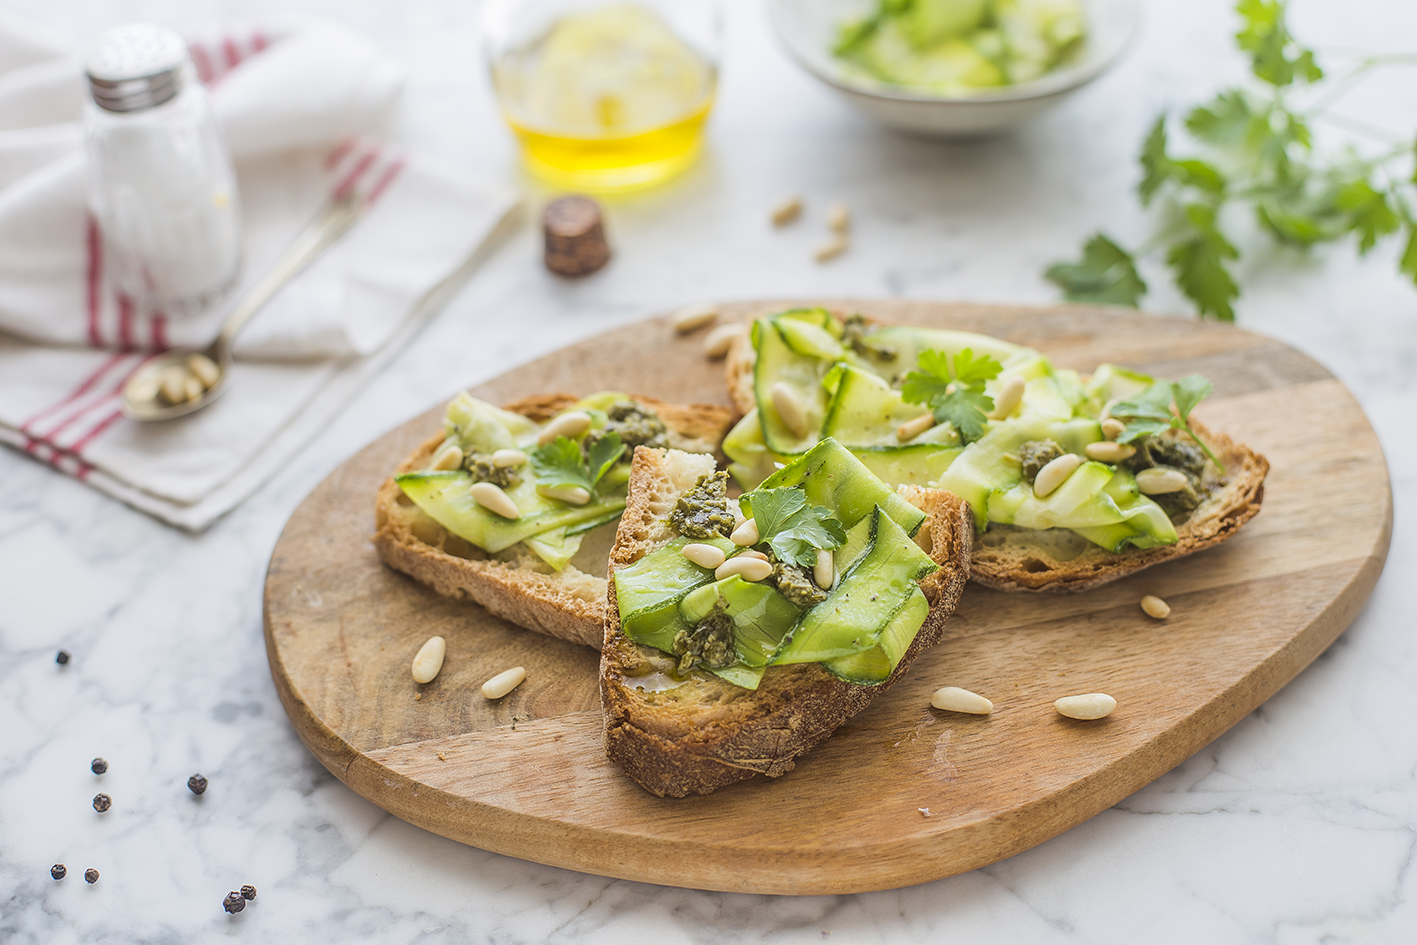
263,300,1392,895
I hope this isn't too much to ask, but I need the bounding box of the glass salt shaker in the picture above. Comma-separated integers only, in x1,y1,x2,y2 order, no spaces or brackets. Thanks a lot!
83,24,241,317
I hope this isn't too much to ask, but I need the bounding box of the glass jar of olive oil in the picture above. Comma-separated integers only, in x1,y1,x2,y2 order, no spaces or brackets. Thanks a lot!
484,0,722,192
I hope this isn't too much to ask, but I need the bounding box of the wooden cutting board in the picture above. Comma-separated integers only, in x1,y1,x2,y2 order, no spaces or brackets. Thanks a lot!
262,300,1391,895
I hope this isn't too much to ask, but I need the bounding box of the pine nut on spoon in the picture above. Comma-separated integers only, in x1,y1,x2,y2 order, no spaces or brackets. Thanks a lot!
482,666,527,700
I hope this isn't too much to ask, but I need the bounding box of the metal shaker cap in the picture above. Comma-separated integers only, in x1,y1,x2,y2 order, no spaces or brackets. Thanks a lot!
86,24,190,113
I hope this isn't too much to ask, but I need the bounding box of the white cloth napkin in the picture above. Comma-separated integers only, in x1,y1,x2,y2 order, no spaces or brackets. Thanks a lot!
0,12,521,529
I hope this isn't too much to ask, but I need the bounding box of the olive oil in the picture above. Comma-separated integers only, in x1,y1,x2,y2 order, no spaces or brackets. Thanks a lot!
492,4,716,192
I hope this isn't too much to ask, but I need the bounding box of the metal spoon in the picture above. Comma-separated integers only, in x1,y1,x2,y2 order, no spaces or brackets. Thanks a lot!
121,188,370,421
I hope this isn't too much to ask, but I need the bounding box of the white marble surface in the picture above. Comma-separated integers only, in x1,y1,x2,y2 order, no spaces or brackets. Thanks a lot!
2,0,1415,941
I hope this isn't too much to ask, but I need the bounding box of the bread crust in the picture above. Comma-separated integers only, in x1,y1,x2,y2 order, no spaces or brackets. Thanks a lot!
372,394,735,649
724,311,1269,592
600,447,973,797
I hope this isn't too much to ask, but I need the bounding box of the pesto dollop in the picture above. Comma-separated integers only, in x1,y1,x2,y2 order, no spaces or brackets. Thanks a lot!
771,560,828,608
1127,435,1212,516
589,401,668,456
1018,439,1066,484
464,453,520,489
672,604,736,673
669,471,736,539
843,313,898,363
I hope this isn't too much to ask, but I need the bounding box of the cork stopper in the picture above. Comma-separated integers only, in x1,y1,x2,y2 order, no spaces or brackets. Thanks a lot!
543,196,611,277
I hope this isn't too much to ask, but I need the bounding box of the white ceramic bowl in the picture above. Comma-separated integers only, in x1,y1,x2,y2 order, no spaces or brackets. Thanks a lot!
768,0,1139,138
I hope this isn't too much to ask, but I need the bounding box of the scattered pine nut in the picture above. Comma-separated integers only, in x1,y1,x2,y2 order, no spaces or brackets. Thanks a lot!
470,481,520,519
814,235,849,263
770,194,803,226
1085,441,1137,463
411,635,446,684
827,202,850,233
731,518,759,546
430,442,463,471
681,543,727,570
1141,595,1171,619
896,413,936,442
989,376,1026,420
672,302,718,334
537,483,591,505
703,322,744,359
1055,692,1116,720
814,548,835,590
771,381,810,438
931,686,993,715
715,555,773,582
1135,467,1189,494
537,410,592,445
492,448,527,468
1101,418,1126,440
1033,453,1082,498
482,666,527,700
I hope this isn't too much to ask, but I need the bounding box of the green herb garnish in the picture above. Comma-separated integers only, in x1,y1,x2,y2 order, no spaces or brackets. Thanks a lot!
1110,374,1225,472
900,347,1003,443
743,487,846,569
529,432,624,497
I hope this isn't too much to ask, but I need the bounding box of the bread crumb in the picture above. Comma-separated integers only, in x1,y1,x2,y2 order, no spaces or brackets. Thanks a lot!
413,692,422,701
919,807,933,817
437,751,447,762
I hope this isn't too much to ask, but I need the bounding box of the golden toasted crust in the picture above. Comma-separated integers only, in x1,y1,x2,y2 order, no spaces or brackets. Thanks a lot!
372,394,736,649
969,420,1268,591
600,447,973,798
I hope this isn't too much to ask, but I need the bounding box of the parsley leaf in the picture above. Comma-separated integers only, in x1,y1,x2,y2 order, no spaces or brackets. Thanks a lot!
900,347,1003,444
1236,0,1322,88
529,432,624,497
1335,179,1400,255
1045,233,1148,307
742,487,846,569
1111,375,1225,471
1400,223,1417,286
1167,204,1240,322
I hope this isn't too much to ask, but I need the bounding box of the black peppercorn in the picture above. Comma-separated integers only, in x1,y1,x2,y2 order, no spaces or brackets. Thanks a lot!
55,650,70,665
50,864,66,880
84,868,99,884
187,774,208,795
91,757,108,775
241,884,257,900
223,891,245,913
92,793,111,813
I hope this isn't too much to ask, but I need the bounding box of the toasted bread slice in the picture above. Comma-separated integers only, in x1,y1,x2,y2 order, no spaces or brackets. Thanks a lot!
969,420,1268,591
724,312,1268,592
600,447,973,797
374,393,735,648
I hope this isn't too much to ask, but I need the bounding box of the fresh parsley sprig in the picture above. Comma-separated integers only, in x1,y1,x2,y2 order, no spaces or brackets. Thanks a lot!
1046,0,1417,321
529,433,624,498
900,347,1003,443
1109,374,1225,472
741,487,846,569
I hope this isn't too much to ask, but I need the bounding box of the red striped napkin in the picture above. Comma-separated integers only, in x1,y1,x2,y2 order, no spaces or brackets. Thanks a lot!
0,13,519,529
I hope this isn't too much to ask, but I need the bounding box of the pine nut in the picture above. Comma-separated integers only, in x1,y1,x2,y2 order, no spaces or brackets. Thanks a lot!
988,376,1026,420
1135,467,1189,494
703,323,744,359
430,442,463,471
537,410,592,445
482,666,526,700
770,194,803,226
1101,418,1126,440
1055,692,1117,720
1099,399,1119,422
814,235,848,263
681,543,727,569
537,483,591,505
827,201,850,233
896,413,936,442
1140,595,1171,619
771,382,811,438
739,549,770,561
181,374,204,402
411,635,446,684
1033,453,1082,498
931,686,993,715
186,353,220,388
672,302,718,334
159,366,187,405
470,481,520,519
716,555,773,582
814,548,835,590
731,518,759,546
492,448,527,468
1085,441,1137,463
126,372,160,404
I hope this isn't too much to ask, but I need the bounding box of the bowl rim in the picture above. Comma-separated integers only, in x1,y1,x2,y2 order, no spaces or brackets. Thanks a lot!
766,0,1141,106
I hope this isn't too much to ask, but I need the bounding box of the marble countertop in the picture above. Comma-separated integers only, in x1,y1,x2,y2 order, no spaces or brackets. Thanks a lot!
3,0,1415,941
